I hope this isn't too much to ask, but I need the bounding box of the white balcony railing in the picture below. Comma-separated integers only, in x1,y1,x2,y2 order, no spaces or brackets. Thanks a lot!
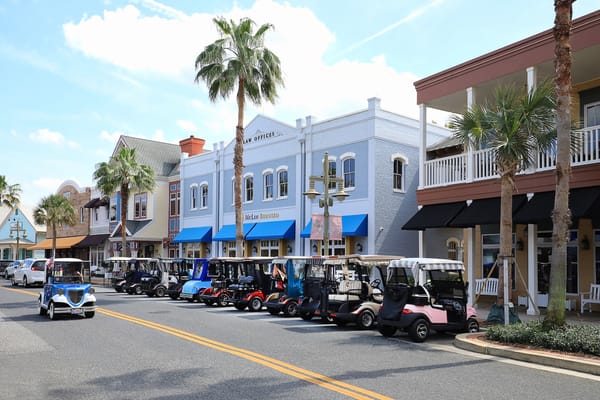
423,125,600,188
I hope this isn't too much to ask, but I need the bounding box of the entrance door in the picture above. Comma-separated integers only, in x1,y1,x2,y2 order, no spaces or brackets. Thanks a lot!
537,231,579,297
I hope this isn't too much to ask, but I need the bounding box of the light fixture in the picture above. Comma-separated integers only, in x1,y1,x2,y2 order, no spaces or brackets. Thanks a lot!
312,244,318,253
252,246,258,253
516,239,524,251
287,245,293,254
581,236,590,250
205,246,211,255
223,245,227,252
356,243,363,252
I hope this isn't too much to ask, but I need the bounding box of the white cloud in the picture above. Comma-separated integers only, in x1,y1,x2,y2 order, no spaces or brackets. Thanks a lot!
28,128,82,147
32,177,66,194
176,119,198,133
99,130,122,143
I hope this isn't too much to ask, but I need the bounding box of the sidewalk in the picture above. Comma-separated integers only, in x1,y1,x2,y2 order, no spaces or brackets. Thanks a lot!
454,303,600,376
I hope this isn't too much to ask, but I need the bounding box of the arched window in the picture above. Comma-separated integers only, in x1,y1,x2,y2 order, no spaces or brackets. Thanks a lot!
263,169,274,200
244,174,254,203
190,184,198,209
277,168,288,198
200,183,208,209
391,154,408,192
446,237,462,261
341,153,356,189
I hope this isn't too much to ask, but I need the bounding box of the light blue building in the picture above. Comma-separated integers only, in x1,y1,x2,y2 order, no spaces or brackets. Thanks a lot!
0,206,45,260
174,98,449,258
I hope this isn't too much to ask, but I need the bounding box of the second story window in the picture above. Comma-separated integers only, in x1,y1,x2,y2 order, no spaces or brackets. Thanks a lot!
328,159,337,190
342,157,355,189
278,169,288,198
200,184,208,208
134,192,147,218
190,185,198,209
244,175,254,203
264,172,273,200
392,155,406,192
170,192,179,216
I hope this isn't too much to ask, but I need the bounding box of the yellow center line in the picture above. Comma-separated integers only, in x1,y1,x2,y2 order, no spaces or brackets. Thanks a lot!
3,287,393,400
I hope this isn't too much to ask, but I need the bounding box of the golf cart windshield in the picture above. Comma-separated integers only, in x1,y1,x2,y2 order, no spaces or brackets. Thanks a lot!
52,261,84,284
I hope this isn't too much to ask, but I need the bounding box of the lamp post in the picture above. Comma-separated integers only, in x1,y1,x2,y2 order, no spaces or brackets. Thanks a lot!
9,218,27,260
303,152,349,256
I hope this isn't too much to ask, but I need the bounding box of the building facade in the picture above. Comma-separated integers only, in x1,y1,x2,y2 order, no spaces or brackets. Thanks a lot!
175,97,449,259
410,10,600,314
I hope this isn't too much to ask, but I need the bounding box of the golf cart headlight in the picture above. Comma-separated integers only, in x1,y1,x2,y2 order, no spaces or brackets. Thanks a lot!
57,288,64,295
89,287,95,294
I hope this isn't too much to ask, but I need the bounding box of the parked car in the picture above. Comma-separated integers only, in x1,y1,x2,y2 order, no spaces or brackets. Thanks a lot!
12,258,47,287
38,258,96,320
377,257,479,342
0,259,14,277
4,260,22,280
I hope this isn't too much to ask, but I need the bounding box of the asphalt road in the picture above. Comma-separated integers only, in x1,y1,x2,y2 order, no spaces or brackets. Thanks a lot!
1,281,599,400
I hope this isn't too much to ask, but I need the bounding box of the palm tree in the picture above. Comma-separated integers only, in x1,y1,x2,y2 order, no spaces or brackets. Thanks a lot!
194,17,284,256
546,0,575,328
93,147,155,257
0,175,21,209
450,81,557,321
34,194,77,259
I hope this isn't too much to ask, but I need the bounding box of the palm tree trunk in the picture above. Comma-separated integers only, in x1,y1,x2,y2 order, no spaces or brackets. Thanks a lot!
546,0,573,327
234,79,245,257
51,224,57,259
121,184,129,257
498,173,514,305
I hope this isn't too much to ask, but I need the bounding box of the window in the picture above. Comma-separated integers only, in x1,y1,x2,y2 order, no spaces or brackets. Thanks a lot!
278,169,288,198
200,184,208,208
342,157,355,189
260,240,279,257
94,208,99,222
244,175,254,202
392,155,407,191
134,193,147,218
190,185,198,209
537,231,579,294
328,159,337,190
313,239,346,256
446,238,462,261
80,207,85,223
170,192,179,216
263,172,273,200
584,101,600,127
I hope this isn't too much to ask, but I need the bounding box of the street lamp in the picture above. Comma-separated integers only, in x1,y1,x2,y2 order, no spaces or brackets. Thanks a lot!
9,218,27,260
303,152,349,256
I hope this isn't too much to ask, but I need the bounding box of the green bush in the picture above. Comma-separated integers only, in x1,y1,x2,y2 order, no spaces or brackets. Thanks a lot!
485,321,600,357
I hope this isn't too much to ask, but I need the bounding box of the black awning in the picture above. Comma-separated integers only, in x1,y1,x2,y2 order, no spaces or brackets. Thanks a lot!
448,195,527,227
513,186,600,225
402,202,466,231
74,234,110,247
84,198,100,208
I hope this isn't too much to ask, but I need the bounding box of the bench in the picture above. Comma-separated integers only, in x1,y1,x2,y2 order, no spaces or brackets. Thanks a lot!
580,284,600,313
474,278,499,297
329,280,363,302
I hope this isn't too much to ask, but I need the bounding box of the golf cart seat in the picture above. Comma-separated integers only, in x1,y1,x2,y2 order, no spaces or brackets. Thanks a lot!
329,280,362,301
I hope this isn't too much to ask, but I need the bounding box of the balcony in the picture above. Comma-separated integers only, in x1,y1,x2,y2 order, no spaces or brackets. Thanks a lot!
423,125,600,189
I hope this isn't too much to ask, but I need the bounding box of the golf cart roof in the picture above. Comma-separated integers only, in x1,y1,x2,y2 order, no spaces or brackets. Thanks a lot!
388,258,464,271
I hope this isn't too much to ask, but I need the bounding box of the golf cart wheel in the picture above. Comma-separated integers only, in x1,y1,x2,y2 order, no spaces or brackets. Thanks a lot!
48,302,58,320
85,311,95,318
321,314,334,323
408,318,430,342
205,300,215,306
234,303,247,311
38,297,47,316
283,301,298,317
249,297,263,312
300,311,314,321
217,293,229,307
466,318,480,333
357,309,375,330
169,293,179,300
155,286,166,297
134,285,143,295
378,324,397,337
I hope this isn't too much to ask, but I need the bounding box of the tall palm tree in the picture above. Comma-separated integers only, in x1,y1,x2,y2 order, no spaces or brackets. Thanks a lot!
93,147,155,257
34,194,77,259
450,81,557,320
546,0,575,328
194,17,284,256
0,175,21,209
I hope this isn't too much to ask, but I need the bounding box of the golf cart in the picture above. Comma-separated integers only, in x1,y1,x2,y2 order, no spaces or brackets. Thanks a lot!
229,257,278,312
264,256,322,317
327,255,399,330
166,258,194,299
377,258,479,342
141,258,180,297
179,258,211,302
38,258,96,320
297,257,339,322
197,257,243,307
122,258,157,295
106,257,134,293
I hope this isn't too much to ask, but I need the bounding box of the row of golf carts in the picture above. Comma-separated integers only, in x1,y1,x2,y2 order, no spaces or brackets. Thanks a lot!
104,255,479,342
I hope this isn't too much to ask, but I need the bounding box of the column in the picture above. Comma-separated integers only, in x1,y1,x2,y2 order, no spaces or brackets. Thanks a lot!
418,104,426,189
466,227,476,306
527,223,539,315
466,87,475,182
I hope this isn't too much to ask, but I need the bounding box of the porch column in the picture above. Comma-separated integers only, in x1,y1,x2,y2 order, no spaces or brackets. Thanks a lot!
466,227,476,306
527,223,539,315
418,104,426,189
466,87,475,182
526,66,538,173
418,229,424,258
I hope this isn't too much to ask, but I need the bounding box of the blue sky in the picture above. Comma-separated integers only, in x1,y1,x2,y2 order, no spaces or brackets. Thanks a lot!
1,0,598,207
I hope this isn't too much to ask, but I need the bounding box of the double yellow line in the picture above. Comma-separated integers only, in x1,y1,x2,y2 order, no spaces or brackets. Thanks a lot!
99,308,393,400
4,287,392,399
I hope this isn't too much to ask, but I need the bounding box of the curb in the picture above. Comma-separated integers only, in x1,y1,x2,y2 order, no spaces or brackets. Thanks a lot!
454,332,600,376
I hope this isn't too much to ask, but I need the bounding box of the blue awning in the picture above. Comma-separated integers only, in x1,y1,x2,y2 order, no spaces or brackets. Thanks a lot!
246,220,295,240
213,223,256,242
172,227,212,243
301,214,368,238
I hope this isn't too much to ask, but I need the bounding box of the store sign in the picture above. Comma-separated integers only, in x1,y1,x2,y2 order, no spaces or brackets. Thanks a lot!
243,129,282,144
244,212,280,221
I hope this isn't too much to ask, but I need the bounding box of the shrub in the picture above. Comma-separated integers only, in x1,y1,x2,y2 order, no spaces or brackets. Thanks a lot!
485,321,600,357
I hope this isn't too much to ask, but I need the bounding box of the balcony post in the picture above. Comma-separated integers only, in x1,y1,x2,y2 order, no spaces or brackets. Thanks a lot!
418,104,427,189
466,87,475,182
